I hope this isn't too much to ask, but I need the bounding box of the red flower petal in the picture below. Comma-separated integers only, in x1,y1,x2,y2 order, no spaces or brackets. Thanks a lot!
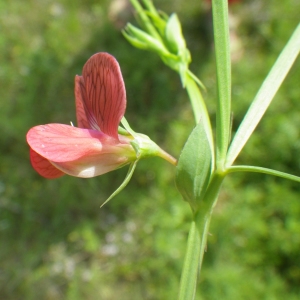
30,148,65,179
27,123,135,178
76,52,126,139
75,75,93,129
27,124,119,163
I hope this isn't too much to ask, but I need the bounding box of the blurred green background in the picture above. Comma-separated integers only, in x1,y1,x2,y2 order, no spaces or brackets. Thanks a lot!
1,0,300,299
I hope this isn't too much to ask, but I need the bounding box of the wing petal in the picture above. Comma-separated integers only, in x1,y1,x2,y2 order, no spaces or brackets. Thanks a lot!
30,148,65,179
80,52,126,139
26,124,119,162
26,124,135,178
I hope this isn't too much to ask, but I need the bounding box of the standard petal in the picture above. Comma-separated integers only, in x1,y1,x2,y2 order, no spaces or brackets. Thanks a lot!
75,75,94,129
80,52,126,139
30,148,65,179
26,124,121,162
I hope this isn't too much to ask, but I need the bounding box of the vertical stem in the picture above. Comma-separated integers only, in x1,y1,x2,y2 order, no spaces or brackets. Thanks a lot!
211,0,231,169
178,219,200,300
196,173,225,267
178,173,225,300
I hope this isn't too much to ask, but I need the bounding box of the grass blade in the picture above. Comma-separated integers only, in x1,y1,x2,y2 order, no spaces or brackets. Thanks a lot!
226,23,300,167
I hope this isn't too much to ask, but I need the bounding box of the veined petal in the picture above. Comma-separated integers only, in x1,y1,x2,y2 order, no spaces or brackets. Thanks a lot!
30,148,64,179
75,75,93,129
76,52,126,139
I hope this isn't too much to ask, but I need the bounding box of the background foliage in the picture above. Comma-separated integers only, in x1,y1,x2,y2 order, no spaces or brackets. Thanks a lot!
1,0,299,299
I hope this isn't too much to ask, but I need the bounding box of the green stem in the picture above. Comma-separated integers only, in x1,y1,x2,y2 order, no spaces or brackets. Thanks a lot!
178,173,225,300
178,219,200,300
196,173,225,267
142,0,157,15
129,0,162,42
212,0,231,169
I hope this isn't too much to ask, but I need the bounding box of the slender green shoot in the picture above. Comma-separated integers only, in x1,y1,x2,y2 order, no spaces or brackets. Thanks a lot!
226,23,300,167
226,165,300,183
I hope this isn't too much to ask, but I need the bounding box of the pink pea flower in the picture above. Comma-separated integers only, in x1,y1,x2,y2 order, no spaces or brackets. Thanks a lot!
26,53,138,179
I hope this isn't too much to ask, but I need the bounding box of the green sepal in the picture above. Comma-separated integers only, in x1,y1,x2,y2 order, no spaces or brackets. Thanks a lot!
121,117,177,165
187,69,206,91
100,160,139,207
175,120,212,212
165,13,186,54
118,126,132,136
121,117,136,137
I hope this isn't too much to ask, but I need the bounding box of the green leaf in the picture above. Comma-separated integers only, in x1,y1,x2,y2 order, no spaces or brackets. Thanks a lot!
226,23,300,167
185,74,214,167
175,120,212,212
100,160,139,207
